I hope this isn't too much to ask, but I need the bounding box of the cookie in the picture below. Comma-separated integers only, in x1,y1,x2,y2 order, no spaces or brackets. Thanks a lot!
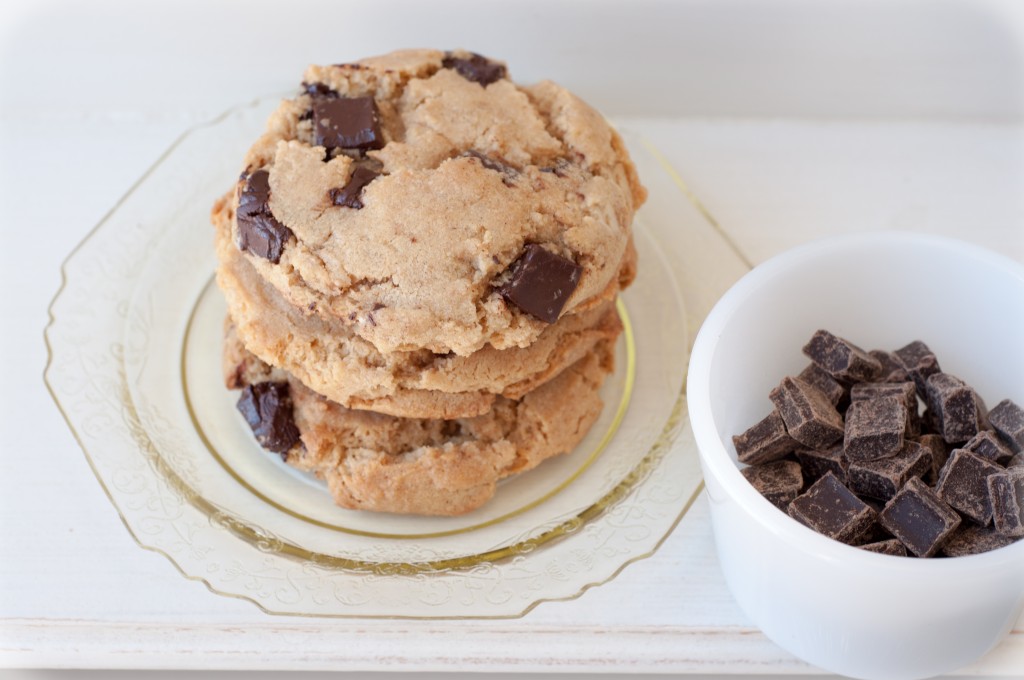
228,49,645,356
214,194,629,418
224,323,616,516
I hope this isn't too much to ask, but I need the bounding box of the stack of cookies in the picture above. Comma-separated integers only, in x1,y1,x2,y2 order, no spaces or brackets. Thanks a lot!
212,49,646,515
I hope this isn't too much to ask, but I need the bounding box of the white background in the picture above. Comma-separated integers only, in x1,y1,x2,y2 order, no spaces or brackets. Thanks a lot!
2,0,1023,677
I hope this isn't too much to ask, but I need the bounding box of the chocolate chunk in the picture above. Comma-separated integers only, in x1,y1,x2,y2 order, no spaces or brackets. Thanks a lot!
802,330,882,383
329,165,380,209
313,96,383,151
918,434,950,484
988,468,1024,537
988,399,1024,453
941,524,1017,557
851,381,919,437
1009,454,1024,469
962,430,1015,466
843,397,907,462
442,51,507,86
741,460,803,509
869,349,911,383
879,477,961,557
463,150,517,186
769,376,845,449
798,363,846,407
859,539,909,556
303,81,338,98
925,373,985,444
935,449,1004,524
236,381,301,457
796,445,847,484
732,409,798,465
498,244,581,323
847,441,931,501
236,170,293,263
788,472,876,543
855,516,894,546
893,340,941,399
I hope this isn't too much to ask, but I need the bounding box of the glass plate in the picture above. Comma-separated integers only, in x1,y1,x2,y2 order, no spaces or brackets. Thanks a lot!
44,97,705,618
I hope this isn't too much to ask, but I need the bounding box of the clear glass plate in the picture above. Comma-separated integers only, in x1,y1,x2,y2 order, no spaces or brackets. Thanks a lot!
44,96,704,617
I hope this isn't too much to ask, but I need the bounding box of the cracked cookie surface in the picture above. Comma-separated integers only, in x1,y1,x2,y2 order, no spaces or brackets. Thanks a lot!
228,48,645,356
224,324,614,516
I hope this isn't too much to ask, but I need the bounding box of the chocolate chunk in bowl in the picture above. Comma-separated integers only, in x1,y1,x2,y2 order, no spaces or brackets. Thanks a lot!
741,460,803,509
802,329,882,383
732,409,797,465
787,472,876,544
935,449,1004,524
925,373,986,444
879,477,961,557
987,468,1024,537
988,399,1024,453
843,396,907,462
768,376,845,449
847,441,931,501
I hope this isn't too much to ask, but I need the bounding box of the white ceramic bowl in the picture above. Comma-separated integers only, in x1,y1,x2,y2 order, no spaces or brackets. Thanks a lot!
687,232,1024,680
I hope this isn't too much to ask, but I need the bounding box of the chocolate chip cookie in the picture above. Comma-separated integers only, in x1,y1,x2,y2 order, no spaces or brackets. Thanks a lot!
230,49,645,356
224,323,615,516
214,190,630,418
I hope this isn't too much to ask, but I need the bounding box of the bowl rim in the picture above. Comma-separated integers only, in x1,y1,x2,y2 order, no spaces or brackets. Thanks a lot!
687,230,1024,572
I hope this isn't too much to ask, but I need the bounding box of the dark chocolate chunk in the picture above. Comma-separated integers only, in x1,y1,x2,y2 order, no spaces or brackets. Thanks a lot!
442,51,507,86
236,381,301,457
313,96,383,151
869,349,911,383
918,434,950,484
498,244,581,323
843,397,907,462
732,409,798,465
236,170,294,263
463,150,517,186
1009,454,1024,469
859,539,909,556
988,468,1024,537
741,460,804,509
847,441,931,501
329,165,381,209
988,399,1024,453
921,406,941,436
851,381,919,437
788,472,876,543
925,373,985,444
941,523,1017,557
935,449,1004,524
894,340,941,399
879,477,961,557
769,376,845,449
303,81,338,98
962,430,1015,466
798,363,846,407
802,330,882,383
795,445,847,484
854,516,894,545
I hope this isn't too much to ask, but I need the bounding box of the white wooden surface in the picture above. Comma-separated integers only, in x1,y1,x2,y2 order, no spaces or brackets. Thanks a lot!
2,0,1024,675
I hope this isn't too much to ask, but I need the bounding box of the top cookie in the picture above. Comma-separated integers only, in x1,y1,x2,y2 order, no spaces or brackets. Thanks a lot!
231,49,645,356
